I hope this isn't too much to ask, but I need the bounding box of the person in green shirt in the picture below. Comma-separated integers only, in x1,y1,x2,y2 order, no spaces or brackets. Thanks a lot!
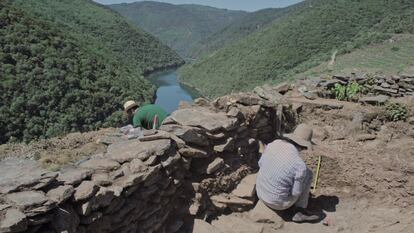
123,100,168,129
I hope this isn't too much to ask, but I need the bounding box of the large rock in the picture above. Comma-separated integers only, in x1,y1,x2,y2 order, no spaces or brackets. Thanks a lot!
79,158,120,172
232,174,257,199
107,139,172,163
248,200,284,228
0,208,28,233
170,107,238,132
57,168,92,186
0,158,57,194
359,95,389,105
193,219,223,233
47,185,74,204
212,215,264,233
73,181,99,202
6,191,48,211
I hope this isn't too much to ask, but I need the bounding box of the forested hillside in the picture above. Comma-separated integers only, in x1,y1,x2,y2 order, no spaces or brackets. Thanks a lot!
0,0,183,143
109,1,247,59
180,0,414,97
189,4,302,58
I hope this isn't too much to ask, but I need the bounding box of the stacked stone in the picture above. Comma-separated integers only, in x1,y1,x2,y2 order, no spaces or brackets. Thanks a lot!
317,72,414,98
0,137,187,233
0,92,293,233
160,92,293,222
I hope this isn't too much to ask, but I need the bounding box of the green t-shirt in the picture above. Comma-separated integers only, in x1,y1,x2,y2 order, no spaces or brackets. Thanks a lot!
132,104,168,129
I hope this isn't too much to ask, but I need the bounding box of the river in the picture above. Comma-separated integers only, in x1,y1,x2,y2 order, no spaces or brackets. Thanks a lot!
146,69,200,113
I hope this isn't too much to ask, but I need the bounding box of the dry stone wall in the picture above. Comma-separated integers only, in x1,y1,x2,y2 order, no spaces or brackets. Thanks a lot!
0,92,294,233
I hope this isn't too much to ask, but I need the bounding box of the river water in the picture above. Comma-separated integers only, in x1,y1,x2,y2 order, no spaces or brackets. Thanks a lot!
146,69,200,113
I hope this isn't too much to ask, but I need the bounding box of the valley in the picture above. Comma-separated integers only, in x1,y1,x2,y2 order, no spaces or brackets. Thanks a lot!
0,1,414,233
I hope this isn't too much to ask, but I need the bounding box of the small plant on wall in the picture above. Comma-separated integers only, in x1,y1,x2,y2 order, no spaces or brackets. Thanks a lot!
331,81,362,101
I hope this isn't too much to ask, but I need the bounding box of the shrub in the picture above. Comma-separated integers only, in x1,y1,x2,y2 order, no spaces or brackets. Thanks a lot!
386,103,408,121
332,82,361,101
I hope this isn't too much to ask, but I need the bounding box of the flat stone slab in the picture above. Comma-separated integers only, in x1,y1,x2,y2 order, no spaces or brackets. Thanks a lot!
359,95,389,105
0,158,57,194
0,208,28,233
57,167,92,185
79,158,120,172
248,200,284,228
107,139,172,163
232,173,257,199
170,107,238,132
5,191,48,210
211,194,254,207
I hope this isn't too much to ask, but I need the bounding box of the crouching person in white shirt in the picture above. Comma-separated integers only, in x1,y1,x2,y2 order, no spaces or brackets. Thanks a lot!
256,124,320,223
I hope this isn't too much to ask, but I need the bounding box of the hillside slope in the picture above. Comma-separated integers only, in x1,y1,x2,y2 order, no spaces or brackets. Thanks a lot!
179,0,414,97
109,1,247,59
189,3,304,58
0,0,182,143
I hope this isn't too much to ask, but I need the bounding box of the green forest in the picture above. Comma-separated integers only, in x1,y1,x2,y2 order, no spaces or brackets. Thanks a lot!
179,0,414,97
109,1,247,59
0,0,183,143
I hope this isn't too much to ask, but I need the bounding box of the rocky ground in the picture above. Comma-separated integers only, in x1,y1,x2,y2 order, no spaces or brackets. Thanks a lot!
1,72,413,233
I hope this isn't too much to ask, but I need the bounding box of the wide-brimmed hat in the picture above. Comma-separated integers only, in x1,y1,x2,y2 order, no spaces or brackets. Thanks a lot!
123,100,138,113
284,124,314,149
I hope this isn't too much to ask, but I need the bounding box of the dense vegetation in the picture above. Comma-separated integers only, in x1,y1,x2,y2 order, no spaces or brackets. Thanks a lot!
0,0,183,143
109,1,247,59
180,0,414,97
189,4,303,58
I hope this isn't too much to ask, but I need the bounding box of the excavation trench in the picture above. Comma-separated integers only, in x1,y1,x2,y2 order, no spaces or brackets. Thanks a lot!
0,92,295,233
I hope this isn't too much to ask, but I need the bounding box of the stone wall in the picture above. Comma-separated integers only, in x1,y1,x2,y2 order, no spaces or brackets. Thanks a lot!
0,92,294,233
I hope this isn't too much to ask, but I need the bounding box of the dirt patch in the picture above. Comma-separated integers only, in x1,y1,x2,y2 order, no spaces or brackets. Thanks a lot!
0,128,117,170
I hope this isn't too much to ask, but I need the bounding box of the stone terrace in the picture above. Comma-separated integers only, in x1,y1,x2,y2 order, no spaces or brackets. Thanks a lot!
0,89,295,233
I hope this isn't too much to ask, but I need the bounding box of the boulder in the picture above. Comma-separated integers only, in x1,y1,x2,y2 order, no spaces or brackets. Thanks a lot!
57,168,92,186
232,173,257,199
193,219,223,233
129,159,147,173
273,82,291,94
174,127,209,146
248,200,284,228
0,158,57,194
193,98,210,107
359,95,389,105
47,185,74,204
107,139,172,163
206,158,225,174
73,181,99,202
79,158,120,172
170,107,238,132
91,173,112,186
6,191,48,211
161,153,181,169
0,208,28,233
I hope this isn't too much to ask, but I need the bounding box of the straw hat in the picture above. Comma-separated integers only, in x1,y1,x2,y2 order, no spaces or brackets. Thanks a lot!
284,124,314,149
123,100,138,112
